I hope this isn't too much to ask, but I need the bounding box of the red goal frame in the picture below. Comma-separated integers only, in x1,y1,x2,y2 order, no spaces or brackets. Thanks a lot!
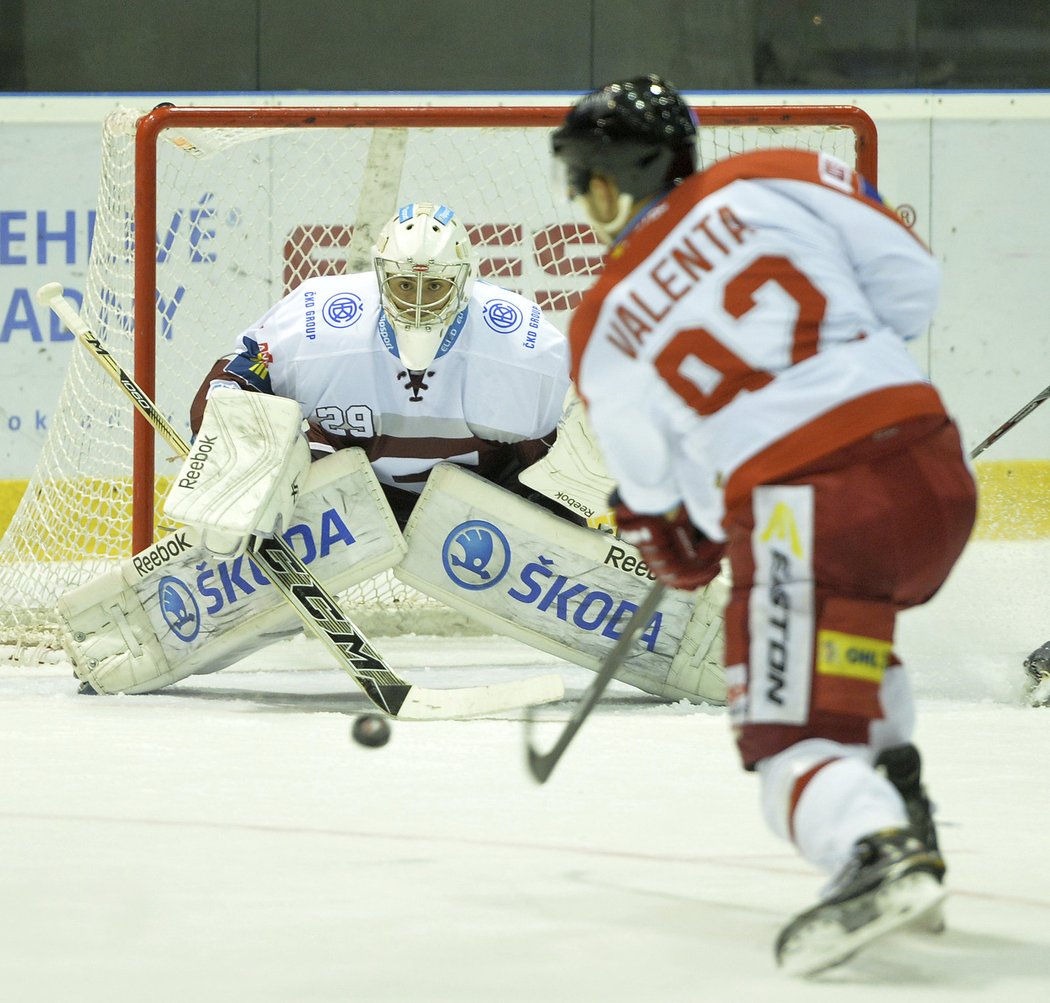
130,103,877,551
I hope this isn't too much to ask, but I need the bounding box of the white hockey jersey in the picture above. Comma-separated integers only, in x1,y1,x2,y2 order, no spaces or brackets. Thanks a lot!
569,149,948,541
206,272,570,496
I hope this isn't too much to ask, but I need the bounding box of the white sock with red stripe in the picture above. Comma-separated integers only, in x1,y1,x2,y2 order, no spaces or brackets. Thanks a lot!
758,739,909,877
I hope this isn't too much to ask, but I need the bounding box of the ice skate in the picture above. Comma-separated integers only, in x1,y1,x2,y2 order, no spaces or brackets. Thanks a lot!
876,744,939,852
774,827,946,977
874,743,945,932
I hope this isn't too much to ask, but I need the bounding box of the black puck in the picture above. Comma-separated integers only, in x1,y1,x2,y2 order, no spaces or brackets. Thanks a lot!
351,713,392,748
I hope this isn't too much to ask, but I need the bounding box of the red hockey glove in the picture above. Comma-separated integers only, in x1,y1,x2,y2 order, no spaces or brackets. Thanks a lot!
612,497,724,591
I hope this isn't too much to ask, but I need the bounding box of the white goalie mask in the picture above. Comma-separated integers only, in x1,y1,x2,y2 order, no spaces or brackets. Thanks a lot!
372,202,476,370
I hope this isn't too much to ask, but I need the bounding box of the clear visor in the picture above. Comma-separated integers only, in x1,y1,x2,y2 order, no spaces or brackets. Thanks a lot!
375,257,470,369
376,258,467,329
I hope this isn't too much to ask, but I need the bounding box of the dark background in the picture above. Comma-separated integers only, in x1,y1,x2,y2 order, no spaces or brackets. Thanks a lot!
1,0,1048,93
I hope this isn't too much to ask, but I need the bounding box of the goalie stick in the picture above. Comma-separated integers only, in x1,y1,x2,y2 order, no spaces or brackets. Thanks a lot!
38,282,564,720
524,581,667,783
969,382,1050,459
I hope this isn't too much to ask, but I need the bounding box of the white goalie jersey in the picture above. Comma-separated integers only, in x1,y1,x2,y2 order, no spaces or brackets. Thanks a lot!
194,272,571,507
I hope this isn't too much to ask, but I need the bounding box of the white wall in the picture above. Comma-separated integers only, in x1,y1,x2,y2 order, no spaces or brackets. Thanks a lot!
0,91,1047,479
874,94,1050,462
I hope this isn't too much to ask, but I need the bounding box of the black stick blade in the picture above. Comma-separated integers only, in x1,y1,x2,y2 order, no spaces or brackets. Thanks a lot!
523,582,666,784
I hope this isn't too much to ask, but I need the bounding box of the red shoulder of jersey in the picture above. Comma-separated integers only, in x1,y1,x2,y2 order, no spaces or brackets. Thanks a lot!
568,149,918,387
694,148,915,234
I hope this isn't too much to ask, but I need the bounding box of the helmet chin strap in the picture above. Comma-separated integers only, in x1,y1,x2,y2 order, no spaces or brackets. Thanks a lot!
574,192,636,245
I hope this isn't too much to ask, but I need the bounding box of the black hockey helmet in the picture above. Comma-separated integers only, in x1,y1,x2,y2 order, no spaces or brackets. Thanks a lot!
552,74,698,202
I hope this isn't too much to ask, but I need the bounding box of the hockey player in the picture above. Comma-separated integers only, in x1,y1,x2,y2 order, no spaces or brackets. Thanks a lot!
552,76,977,975
58,200,726,707
186,200,571,531
1022,642,1050,705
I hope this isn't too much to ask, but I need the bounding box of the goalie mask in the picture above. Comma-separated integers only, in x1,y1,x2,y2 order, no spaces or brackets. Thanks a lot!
373,202,476,370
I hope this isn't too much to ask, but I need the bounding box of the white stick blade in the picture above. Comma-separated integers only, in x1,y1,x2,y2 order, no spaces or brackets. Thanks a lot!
397,674,565,721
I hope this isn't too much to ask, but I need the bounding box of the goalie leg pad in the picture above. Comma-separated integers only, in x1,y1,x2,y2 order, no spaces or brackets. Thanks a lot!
59,449,404,694
641,573,727,705
396,463,727,704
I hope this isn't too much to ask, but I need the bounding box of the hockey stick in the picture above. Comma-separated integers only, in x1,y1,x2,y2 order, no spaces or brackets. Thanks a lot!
524,581,667,783
969,383,1050,459
345,127,407,272
38,283,564,720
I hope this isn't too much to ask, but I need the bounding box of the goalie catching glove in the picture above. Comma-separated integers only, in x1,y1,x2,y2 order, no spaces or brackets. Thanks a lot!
612,492,724,591
163,388,311,556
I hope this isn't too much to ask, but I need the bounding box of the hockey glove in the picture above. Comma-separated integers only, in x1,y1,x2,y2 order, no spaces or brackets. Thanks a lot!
612,494,724,591
163,388,311,557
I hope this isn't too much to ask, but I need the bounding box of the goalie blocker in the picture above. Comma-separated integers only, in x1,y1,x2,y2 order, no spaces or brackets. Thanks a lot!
398,464,727,705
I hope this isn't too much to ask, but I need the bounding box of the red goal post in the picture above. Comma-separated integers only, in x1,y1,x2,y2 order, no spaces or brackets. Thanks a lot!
0,101,875,652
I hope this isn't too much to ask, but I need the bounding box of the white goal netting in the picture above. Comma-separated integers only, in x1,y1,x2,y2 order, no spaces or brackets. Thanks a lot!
0,102,875,660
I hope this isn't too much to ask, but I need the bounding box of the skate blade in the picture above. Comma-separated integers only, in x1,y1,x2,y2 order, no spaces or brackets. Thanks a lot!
913,897,946,934
778,873,947,978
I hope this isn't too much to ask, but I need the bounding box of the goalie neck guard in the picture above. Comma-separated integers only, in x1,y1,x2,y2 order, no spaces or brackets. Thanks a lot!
372,202,476,371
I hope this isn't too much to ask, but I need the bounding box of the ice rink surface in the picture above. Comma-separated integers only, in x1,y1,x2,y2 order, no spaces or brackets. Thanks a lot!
2,539,1049,1002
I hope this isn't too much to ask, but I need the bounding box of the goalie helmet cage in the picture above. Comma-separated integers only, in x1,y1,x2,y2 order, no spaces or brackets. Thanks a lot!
0,101,877,658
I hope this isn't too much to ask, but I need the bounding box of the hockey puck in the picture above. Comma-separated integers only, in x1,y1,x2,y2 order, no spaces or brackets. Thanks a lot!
351,713,392,748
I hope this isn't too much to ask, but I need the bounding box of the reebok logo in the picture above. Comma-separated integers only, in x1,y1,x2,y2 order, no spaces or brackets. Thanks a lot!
603,543,656,580
554,491,597,519
131,531,194,577
176,435,219,490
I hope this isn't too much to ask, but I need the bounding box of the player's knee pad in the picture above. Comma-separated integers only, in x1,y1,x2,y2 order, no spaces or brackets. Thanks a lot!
395,463,727,704
58,449,404,694
727,573,904,768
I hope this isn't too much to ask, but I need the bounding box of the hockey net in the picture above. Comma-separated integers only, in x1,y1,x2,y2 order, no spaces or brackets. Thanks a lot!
0,102,876,660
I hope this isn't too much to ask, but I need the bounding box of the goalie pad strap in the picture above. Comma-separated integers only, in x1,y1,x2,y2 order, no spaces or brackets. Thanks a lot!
518,386,617,530
396,463,726,704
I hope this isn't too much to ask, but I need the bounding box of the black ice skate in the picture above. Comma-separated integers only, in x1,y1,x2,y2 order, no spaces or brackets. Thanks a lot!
1023,641,1050,706
875,744,940,854
774,827,946,977
875,743,945,933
